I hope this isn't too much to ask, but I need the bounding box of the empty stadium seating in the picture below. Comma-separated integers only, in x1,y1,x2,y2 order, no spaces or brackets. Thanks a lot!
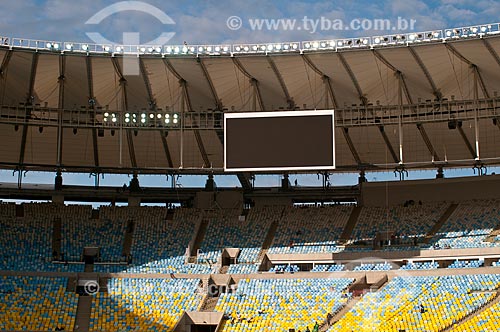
400,261,439,270
269,205,352,255
126,207,208,274
426,200,500,249
449,300,500,332
329,274,500,331
216,278,353,332
448,259,484,269
351,202,448,245
89,278,203,331
311,264,345,272
0,276,78,331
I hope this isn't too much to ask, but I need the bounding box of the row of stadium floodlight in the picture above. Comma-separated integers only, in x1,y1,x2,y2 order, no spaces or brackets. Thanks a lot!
1,22,499,56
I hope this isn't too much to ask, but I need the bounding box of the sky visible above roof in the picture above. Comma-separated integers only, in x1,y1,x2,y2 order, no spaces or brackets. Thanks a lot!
1,0,498,45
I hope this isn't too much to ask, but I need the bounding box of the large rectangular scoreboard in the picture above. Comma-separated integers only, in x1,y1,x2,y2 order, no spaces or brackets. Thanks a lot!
224,110,335,172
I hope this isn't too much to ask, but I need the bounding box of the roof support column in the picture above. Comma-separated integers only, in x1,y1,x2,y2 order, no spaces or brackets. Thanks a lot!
473,67,480,161
56,54,66,167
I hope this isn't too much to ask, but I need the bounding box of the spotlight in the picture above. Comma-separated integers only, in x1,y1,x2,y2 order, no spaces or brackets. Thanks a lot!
149,113,154,119
157,113,162,119
115,46,122,52
65,44,73,51
81,44,89,51
125,118,130,123
182,46,188,53
374,37,381,44
312,41,319,48
104,46,111,52
207,46,213,52
141,118,146,124
165,46,172,53
46,42,52,48
53,43,60,50
141,113,147,119
155,47,162,53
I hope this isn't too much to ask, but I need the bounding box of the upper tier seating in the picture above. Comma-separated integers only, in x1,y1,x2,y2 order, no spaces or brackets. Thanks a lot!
269,205,352,255
426,200,500,249
199,206,282,264
127,208,213,274
351,202,448,244
62,205,123,262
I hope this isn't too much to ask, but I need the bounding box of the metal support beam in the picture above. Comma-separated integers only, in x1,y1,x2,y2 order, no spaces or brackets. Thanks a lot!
338,52,367,106
378,125,400,163
408,46,442,101
164,59,211,168
19,52,39,167
86,56,99,168
111,57,137,168
56,54,66,166
159,131,174,168
445,43,490,99
341,127,362,165
267,56,294,109
373,49,413,104
138,57,156,109
198,58,223,111
483,38,500,68
0,49,13,105
416,123,440,161
236,173,253,191
301,54,338,109
232,57,265,111
194,130,210,168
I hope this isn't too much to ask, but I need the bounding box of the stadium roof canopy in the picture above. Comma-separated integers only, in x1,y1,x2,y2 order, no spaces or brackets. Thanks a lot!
1,23,500,179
